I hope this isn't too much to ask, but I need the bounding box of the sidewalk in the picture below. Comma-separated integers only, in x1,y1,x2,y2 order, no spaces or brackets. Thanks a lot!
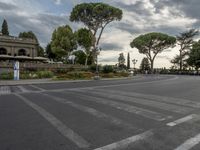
0,78,91,86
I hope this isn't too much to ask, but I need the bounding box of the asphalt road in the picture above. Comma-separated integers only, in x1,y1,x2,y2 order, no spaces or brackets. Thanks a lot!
1,75,200,150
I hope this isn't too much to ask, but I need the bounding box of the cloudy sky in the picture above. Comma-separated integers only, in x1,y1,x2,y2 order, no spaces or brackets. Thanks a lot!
0,0,199,68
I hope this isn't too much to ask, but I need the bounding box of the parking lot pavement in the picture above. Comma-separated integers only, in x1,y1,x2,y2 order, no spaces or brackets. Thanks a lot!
1,75,200,150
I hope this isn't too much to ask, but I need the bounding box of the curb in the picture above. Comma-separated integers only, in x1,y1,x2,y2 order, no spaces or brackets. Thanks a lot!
0,76,142,86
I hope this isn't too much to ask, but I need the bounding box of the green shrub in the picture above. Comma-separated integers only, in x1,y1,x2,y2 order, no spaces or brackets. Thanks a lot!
0,72,13,80
102,65,114,73
55,71,94,80
36,71,54,79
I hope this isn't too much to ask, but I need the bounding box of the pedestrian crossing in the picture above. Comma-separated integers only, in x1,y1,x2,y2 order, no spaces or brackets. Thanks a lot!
0,85,42,95
0,86,11,95
2,85,200,150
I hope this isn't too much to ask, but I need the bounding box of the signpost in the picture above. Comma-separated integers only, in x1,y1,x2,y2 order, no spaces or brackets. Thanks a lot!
14,61,19,80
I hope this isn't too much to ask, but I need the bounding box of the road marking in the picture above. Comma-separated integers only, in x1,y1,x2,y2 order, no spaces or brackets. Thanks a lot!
91,89,200,109
69,91,172,121
15,94,90,148
94,130,153,150
29,85,46,91
49,76,178,93
0,86,11,95
78,89,192,114
17,86,30,93
167,114,198,127
42,93,138,131
174,133,200,150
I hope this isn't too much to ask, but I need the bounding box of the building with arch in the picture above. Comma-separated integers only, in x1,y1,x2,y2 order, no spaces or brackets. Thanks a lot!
0,35,46,62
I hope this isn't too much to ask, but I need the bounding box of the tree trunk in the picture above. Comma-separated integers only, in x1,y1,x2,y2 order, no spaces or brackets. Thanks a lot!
150,60,154,74
179,50,182,73
85,56,88,66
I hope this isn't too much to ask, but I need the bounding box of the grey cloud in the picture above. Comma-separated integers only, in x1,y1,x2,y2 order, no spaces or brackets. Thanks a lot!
100,43,123,51
157,55,171,60
116,22,141,34
0,2,17,11
113,1,152,16
99,56,118,63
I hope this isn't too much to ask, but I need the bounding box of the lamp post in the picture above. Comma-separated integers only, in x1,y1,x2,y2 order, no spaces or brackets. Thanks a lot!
132,59,138,75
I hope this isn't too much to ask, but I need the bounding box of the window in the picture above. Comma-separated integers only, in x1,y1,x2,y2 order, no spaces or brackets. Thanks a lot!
18,49,26,56
0,48,7,55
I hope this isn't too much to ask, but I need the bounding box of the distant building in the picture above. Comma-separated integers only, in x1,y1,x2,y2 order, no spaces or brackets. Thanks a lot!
0,34,46,62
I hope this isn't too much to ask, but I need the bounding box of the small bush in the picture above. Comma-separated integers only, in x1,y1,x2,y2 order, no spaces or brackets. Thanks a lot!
55,71,94,80
102,65,114,73
0,72,13,80
36,71,54,79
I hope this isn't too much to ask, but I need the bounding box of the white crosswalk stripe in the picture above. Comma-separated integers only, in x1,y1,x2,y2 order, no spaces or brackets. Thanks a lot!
17,86,30,93
41,93,139,131
76,89,193,114
0,86,11,95
88,89,200,109
69,90,172,121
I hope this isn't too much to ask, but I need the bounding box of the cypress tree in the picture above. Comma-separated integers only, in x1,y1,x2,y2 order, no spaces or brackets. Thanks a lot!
127,52,130,69
1,19,9,36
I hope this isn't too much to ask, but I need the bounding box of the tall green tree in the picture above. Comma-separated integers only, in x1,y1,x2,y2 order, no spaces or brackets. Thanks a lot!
171,52,188,70
118,53,126,69
130,32,176,73
187,40,200,72
46,43,56,61
127,53,130,69
75,28,93,66
70,2,123,64
18,31,45,57
51,25,77,61
1,19,9,35
140,57,150,73
176,29,198,72
19,31,38,42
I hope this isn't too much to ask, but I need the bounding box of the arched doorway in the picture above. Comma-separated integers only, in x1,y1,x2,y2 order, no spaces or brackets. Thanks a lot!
0,48,7,55
18,49,26,56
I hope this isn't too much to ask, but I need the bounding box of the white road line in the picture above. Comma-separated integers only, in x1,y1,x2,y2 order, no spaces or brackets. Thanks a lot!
78,89,192,114
29,85,46,91
17,86,30,93
92,89,200,109
167,114,198,127
42,93,138,131
70,91,172,121
174,133,200,150
15,94,90,148
0,86,11,95
50,76,178,93
94,130,153,150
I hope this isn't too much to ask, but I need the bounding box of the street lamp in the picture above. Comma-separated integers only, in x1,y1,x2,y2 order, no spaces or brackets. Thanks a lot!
132,59,138,75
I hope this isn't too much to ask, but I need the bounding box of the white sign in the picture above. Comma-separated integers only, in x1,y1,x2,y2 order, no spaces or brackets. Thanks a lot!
14,61,20,80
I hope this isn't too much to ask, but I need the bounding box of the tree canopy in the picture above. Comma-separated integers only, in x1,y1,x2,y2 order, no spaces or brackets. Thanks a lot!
187,40,200,71
18,31,45,57
19,31,38,42
140,57,150,72
70,2,123,64
176,29,199,71
46,43,56,61
51,25,77,61
75,28,93,65
130,32,176,73
118,53,126,69
1,19,9,36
